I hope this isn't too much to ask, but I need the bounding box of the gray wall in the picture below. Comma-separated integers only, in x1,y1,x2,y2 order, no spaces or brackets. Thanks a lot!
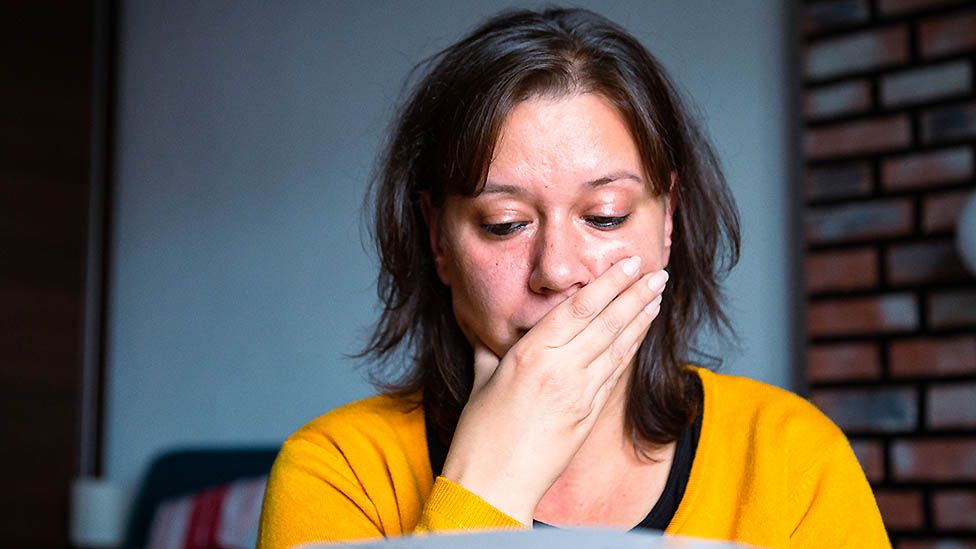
105,0,794,488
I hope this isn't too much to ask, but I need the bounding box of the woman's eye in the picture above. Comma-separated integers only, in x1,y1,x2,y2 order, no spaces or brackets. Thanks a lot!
584,214,630,229
481,221,528,237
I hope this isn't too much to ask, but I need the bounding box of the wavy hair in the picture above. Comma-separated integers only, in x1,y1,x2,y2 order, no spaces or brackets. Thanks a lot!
359,7,740,451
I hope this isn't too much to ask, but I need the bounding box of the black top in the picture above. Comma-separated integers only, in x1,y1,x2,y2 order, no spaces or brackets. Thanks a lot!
423,374,703,531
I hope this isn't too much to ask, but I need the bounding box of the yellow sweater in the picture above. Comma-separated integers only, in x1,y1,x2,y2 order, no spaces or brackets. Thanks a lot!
258,367,890,548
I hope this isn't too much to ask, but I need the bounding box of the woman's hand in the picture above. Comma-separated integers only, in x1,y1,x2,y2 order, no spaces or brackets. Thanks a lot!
440,256,668,524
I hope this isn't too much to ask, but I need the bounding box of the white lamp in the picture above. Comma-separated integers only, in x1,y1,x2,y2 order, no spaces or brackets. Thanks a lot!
70,477,125,548
958,190,976,276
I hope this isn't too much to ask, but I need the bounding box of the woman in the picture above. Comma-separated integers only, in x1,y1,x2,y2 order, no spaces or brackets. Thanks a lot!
259,7,888,548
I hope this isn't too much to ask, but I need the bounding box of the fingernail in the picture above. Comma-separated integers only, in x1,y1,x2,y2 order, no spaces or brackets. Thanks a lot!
647,270,669,292
622,256,641,277
644,294,663,315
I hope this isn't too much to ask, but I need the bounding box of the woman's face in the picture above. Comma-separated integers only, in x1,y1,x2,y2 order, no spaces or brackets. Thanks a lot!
428,93,673,357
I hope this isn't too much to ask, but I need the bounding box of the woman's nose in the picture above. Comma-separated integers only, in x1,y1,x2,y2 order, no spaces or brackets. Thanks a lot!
527,220,590,296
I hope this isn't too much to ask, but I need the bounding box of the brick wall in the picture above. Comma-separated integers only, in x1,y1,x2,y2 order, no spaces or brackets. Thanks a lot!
802,0,976,546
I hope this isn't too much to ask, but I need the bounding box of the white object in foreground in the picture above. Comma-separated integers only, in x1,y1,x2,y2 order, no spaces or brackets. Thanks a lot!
299,528,753,549
69,477,125,548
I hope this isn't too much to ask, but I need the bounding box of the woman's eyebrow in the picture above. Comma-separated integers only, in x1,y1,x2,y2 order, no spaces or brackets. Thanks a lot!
482,171,643,196
585,171,643,189
481,182,527,196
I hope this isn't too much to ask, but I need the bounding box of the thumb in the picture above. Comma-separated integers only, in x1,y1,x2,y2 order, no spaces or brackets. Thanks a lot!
471,338,501,394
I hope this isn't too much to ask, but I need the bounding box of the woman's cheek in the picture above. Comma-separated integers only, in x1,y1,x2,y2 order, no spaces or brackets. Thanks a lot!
451,248,527,345
468,255,525,314
589,218,667,275
585,236,638,278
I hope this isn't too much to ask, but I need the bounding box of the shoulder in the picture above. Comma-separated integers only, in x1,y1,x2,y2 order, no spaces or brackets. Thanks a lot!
266,392,429,505
695,366,838,429
286,392,425,454
676,368,886,544
270,392,427,482
694,367,846,458
261,393,431,545
298,392,424,434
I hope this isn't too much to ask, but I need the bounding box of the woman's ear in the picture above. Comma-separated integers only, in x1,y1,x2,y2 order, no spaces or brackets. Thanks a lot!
420,194,452,286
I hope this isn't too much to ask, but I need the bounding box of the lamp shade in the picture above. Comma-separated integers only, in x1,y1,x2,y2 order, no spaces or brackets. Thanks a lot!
70,477,125,548
958,191,976,276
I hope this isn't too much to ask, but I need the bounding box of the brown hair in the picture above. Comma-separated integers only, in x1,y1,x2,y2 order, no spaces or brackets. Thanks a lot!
360,7,740,451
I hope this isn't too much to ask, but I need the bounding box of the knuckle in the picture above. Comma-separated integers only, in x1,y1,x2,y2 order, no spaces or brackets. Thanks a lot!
533,360,562,387
510,344,542,370
607,340,627,364
567,294,596,320
567,398,590,419
599,312,626,335
612,365,626,384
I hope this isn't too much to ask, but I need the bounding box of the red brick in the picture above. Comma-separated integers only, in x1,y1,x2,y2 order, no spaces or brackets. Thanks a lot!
881,61,971,107
851,439,885,482
804,0,870,35
887,239,970,285
929,290,976,328
921,101,976,144
924,189,973,232
805,162,873,200
892,438,976,481
890,336,976,377
808,294,918,336
806,26,909,81
811,387,917,432
919,9,976,58
882,147,973,190
805,199,913,244
928,383,976,429
899,541,976,549
932,490,976,529
806,115,911,160
806,248,878,293
876,490,924,529
808,342,881,381
805,80,872,120
880,0,970,15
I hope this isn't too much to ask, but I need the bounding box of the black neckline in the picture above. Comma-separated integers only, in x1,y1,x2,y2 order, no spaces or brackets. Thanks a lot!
423,373,703,531
634,374,703,530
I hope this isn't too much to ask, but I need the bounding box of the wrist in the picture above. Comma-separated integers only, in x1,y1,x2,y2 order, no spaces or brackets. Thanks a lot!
441,459,537,525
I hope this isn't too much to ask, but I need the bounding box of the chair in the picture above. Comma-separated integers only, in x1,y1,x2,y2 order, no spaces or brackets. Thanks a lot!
123,447,279,548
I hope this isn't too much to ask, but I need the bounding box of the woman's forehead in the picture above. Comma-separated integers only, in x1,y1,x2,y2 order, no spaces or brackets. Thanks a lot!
486,94,643,191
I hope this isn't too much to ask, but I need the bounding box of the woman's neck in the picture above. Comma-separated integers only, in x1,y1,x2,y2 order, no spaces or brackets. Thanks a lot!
553,369,672,488
577,378,640,457
534,373,676,526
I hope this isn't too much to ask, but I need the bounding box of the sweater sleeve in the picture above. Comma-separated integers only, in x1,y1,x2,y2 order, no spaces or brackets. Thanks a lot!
258,428,523,548
415,477,525,532
788,433,891,548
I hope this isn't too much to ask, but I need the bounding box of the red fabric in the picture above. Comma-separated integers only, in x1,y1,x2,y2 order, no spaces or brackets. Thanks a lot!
184,484,229,549
148,476,266,549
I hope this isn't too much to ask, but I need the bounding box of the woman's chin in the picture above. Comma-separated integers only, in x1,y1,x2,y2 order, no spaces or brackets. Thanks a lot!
486,331,524,358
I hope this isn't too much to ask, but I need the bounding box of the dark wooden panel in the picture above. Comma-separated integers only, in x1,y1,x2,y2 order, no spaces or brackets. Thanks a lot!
0,180,89,247
0,284,84,396
0,396,80,547
0,1,98,546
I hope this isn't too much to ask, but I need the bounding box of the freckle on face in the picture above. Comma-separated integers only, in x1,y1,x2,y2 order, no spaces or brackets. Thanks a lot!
437,93,672,357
